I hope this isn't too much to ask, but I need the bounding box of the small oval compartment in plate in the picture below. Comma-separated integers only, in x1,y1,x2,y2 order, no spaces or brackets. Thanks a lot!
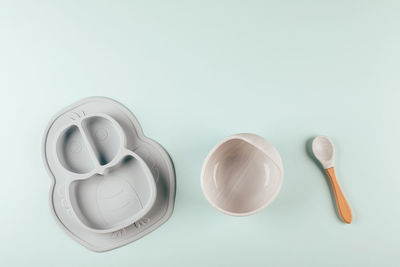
82,115,122,166
56,125,95,174
68,151,157,233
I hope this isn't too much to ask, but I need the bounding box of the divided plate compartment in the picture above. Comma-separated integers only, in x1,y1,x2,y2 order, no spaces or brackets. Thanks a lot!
42,97,176,251
55,113,156,233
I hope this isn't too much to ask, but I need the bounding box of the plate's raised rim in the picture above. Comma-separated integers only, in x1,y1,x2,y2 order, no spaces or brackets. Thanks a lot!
42,96,176,252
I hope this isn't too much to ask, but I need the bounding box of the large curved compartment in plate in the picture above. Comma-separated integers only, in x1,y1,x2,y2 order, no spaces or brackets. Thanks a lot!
42,97,176,252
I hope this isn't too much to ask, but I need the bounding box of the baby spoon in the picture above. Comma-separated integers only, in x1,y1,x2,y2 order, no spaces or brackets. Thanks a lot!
312,136,353,224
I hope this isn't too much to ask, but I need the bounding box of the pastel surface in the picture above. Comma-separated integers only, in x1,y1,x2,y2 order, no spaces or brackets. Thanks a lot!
1,0,399,266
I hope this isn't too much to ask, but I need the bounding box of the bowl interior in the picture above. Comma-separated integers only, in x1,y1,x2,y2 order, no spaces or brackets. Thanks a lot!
202,138,282,215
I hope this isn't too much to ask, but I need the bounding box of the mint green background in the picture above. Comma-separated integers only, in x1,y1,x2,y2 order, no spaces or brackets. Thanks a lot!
1,1,399,266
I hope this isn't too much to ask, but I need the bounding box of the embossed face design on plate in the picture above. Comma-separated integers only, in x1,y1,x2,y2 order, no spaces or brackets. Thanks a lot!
43,97,176,252
55,114,157,233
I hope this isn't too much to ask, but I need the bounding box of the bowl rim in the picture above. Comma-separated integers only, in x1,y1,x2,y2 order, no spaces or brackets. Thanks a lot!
200,133,283,216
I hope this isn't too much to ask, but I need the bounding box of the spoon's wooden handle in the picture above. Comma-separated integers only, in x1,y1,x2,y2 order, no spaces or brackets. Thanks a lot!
325,167,353,224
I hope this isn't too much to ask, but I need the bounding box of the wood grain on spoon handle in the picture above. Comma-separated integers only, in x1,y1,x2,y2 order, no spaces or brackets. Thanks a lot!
325,167,353,224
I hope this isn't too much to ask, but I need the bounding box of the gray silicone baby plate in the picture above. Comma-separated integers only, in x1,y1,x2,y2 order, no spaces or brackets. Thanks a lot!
42,96,175,251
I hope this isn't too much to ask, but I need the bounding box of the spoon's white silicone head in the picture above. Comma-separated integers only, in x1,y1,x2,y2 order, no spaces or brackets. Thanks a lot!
312,136,335,169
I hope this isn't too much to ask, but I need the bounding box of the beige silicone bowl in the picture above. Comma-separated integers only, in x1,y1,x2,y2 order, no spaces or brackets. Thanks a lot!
201,133,283,216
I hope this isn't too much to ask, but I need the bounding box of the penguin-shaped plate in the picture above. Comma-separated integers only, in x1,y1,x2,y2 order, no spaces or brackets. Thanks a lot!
42,97,175,252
